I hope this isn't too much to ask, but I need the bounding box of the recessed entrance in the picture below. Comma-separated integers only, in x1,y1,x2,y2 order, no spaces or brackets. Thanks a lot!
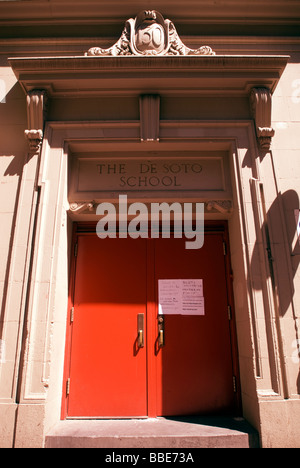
62,222,240,419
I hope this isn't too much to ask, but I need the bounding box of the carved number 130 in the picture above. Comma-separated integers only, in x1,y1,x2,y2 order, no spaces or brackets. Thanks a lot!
138,25,163,48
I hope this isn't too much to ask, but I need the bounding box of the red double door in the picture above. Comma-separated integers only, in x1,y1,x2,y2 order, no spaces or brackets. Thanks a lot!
63,226,239,418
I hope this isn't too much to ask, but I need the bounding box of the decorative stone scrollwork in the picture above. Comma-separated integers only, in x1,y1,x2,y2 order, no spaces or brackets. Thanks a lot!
255,127,275,150
85,10,215,57
206,200,233,214
250,87,275,150
69,202,95,214
25,90,48,153
24,129,44,152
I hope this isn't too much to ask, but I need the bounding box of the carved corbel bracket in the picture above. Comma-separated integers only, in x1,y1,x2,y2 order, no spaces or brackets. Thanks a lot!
250,87,275,151
25,90,48,153
139,94,160,142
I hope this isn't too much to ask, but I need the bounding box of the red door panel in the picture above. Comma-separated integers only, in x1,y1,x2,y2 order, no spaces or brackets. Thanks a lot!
67,235,147,417
154,234,236,416
64,227,238,418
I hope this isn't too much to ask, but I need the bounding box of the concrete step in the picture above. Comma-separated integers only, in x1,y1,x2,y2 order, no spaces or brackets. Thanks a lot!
45,416,259,448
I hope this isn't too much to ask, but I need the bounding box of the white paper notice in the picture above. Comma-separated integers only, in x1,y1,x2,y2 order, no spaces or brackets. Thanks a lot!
159,279,205,316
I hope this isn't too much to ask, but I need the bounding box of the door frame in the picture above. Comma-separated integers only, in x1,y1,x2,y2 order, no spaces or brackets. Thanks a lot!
61,220,241,419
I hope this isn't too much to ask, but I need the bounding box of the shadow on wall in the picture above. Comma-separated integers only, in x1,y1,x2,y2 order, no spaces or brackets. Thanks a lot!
0,82,27,176
0,81,27,339
265,190,299,315
251,188,300,394
241,133,300,299
241,146,300,393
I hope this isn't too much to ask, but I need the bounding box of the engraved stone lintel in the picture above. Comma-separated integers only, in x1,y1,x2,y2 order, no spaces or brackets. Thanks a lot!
85,10,215,57
250,87,274,151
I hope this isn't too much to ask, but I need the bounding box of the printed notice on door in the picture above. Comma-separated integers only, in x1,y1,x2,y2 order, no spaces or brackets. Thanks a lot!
158,279,205,315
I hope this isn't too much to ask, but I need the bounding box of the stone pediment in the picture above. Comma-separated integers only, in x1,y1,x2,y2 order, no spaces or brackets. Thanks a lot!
85,10,215,57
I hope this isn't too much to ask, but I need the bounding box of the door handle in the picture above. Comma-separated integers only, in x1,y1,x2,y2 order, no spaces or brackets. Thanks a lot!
158,329,164,347
138,329,144,348
137,313,144,348
158,316,165,348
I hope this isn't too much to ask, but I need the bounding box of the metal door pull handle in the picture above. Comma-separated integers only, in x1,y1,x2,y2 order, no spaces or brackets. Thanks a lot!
138,329,144,348
158,329,165,347
137,313,144,348
158,315,165,348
